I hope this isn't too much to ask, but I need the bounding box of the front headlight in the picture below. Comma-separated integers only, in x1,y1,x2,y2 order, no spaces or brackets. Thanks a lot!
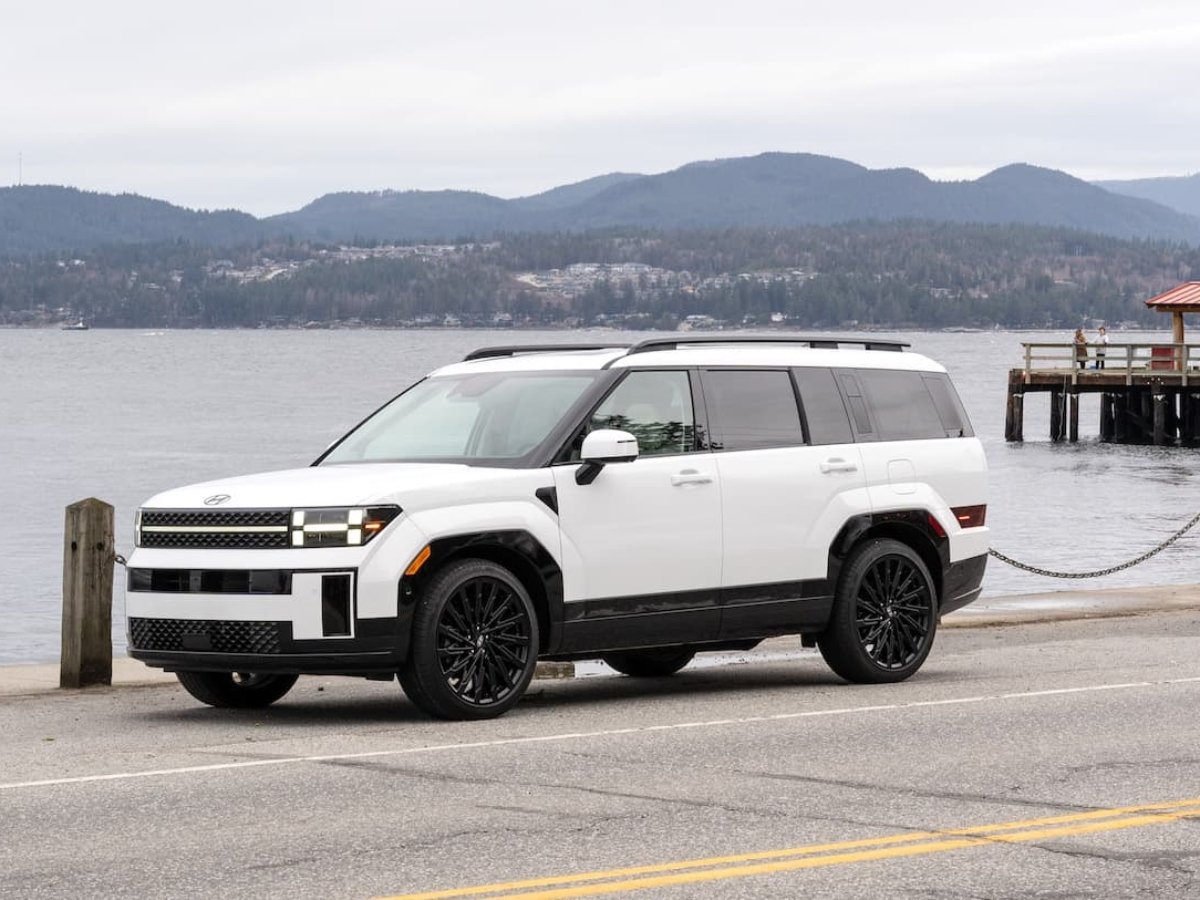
290,506,401,547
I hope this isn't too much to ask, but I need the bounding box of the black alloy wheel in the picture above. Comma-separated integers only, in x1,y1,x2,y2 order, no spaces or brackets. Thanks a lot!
817,538,938,684
175,670,299,708
400,559,539,720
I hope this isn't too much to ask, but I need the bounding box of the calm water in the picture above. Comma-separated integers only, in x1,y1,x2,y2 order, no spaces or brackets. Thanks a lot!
1,328,1196,664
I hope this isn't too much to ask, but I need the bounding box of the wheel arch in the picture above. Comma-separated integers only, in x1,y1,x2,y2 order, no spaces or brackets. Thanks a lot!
401,530,564,652
828,511,948,605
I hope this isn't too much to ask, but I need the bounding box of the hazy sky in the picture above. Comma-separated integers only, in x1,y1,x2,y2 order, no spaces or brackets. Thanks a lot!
3,0,1198,216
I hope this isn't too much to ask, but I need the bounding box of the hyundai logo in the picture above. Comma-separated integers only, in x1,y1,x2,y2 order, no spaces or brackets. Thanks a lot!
203,494,231,506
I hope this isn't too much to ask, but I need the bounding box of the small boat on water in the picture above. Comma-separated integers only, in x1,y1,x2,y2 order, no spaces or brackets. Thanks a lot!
61,319,89,331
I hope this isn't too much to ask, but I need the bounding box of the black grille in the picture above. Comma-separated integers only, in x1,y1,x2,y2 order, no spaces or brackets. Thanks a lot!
142,510,290,528
129,618,283,654
140,509,291,550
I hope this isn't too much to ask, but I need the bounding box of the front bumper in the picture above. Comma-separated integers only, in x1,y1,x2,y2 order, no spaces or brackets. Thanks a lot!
124,516,427,675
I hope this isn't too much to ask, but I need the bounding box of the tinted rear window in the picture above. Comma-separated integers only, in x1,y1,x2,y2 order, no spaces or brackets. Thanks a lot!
792,367,853,445
704,370,804,451
857,369,963,440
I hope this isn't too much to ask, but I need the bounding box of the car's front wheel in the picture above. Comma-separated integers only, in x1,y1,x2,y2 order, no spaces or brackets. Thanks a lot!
602,647,696,677
175,671,299,708
818,538,938,684
399,559,539,720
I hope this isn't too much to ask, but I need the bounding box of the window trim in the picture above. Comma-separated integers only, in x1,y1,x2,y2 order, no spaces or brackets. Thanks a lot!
832,369,878,443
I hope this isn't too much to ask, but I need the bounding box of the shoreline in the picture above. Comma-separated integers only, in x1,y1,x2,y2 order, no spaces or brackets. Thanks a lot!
4,583,1198,699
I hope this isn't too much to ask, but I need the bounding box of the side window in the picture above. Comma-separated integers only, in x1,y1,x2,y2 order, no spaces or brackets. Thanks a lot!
857,369,950,440
922,373,974,437
704,370,804,451
588,370,697,457
792,367,853,445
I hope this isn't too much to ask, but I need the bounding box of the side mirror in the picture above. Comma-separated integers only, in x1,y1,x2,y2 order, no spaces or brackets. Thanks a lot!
576,429,638,485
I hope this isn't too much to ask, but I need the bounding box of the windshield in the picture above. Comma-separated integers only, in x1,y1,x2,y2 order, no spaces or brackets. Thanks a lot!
321,371,602,465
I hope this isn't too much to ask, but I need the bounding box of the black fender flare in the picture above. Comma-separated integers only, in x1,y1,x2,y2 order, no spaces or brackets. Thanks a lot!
399,530,565,654
828,511,949,604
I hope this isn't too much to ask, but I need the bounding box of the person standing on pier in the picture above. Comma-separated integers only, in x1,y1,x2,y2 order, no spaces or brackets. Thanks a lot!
1074,327,1088,369
1095,324,1109,369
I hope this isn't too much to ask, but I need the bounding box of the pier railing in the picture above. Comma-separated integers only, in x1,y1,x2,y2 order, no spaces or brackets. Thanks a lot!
1021,342,1200,386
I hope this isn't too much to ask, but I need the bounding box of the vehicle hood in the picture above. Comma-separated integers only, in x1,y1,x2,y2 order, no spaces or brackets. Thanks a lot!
141,463,524,510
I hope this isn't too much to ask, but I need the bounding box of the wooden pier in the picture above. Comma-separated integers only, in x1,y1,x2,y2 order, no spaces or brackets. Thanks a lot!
1006,342,1200,445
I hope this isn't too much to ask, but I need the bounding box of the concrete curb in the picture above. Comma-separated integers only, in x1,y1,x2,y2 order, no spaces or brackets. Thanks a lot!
3,584,1198,699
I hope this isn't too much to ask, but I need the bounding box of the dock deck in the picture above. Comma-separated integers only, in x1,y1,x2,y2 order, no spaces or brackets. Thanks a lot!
1006,342,1200,444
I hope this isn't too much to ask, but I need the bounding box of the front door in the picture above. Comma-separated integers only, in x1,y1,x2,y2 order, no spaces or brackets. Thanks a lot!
552,369,722,651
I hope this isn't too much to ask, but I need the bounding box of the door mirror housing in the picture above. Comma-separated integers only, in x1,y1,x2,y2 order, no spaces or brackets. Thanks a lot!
576,429,639,485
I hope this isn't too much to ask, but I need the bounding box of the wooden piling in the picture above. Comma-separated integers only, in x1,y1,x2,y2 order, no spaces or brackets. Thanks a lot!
61,498,114,688
1100,393,1114,442
1049,389,1064,442
1004,372,1025,443
1068,392,1079,443
1153,394,1167,446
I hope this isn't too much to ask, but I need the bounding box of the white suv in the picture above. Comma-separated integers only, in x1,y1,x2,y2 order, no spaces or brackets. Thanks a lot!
127,337,989,719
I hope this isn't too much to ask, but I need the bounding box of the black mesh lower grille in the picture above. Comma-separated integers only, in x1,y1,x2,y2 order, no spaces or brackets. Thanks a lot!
141,532,290,549
129,618,283,654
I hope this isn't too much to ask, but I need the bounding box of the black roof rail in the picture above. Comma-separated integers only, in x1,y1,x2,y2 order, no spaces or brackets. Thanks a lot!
463,343,630,361
625,335,910,355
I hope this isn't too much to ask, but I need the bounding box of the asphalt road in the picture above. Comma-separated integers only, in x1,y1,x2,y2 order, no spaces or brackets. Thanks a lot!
3,611,1199,899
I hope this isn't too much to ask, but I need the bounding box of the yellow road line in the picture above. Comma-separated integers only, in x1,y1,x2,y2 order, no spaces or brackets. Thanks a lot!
379,797,1200,900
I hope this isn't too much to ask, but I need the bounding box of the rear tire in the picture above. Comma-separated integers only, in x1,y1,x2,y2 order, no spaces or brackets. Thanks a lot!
818,538,938,684
602,647,696,677
400,559,539,720
175,671,298,708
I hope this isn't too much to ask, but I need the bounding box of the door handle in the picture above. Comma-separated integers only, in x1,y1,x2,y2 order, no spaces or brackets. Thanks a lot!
671,469,713,486
820,458,858,474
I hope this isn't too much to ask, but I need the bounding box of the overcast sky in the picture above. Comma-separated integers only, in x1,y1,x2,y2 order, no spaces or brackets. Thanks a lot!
3,0,1198,216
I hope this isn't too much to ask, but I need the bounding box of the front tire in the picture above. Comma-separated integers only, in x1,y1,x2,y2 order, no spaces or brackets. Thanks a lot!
399,559,539,720
818,538,938,684
603,647,696,677
175,671,298,708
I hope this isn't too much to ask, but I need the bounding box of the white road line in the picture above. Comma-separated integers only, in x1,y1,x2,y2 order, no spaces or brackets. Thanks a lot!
5,676,1200,793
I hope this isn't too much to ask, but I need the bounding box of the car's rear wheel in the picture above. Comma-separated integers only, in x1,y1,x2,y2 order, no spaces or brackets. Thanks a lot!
399,559,539,720
818,538,937,683
602,647,696,677
175,671,299,708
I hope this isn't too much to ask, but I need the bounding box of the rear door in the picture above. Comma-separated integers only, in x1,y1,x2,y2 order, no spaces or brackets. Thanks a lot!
702,367,869,638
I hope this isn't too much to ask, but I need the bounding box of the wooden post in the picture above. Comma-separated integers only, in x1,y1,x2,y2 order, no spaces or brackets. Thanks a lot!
1174,312,1185,371
1068,392,1079,442
1049,389,1065,442
61,498,114,688
1153,393,1167,446
1004,373,1025,442
1100,393,1114,442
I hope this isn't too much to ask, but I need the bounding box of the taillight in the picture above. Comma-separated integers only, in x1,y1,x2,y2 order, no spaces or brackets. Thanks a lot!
951,504,987,528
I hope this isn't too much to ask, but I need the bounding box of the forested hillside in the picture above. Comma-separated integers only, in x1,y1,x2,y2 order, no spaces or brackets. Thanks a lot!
0,186,265,255
2,224,1195,330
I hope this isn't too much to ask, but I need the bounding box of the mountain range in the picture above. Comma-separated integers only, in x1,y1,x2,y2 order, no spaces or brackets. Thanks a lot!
3,153,1200,256
1097,172,1200,218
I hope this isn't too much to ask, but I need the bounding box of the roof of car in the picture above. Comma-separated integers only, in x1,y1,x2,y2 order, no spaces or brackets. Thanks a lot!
431,336,946,377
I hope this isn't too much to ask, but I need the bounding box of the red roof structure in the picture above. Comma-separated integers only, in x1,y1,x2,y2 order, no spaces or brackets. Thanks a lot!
1145,281,1200,310
1144,281,1199,352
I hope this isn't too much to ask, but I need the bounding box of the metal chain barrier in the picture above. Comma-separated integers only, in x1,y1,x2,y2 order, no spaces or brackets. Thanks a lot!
989,509,1200,579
